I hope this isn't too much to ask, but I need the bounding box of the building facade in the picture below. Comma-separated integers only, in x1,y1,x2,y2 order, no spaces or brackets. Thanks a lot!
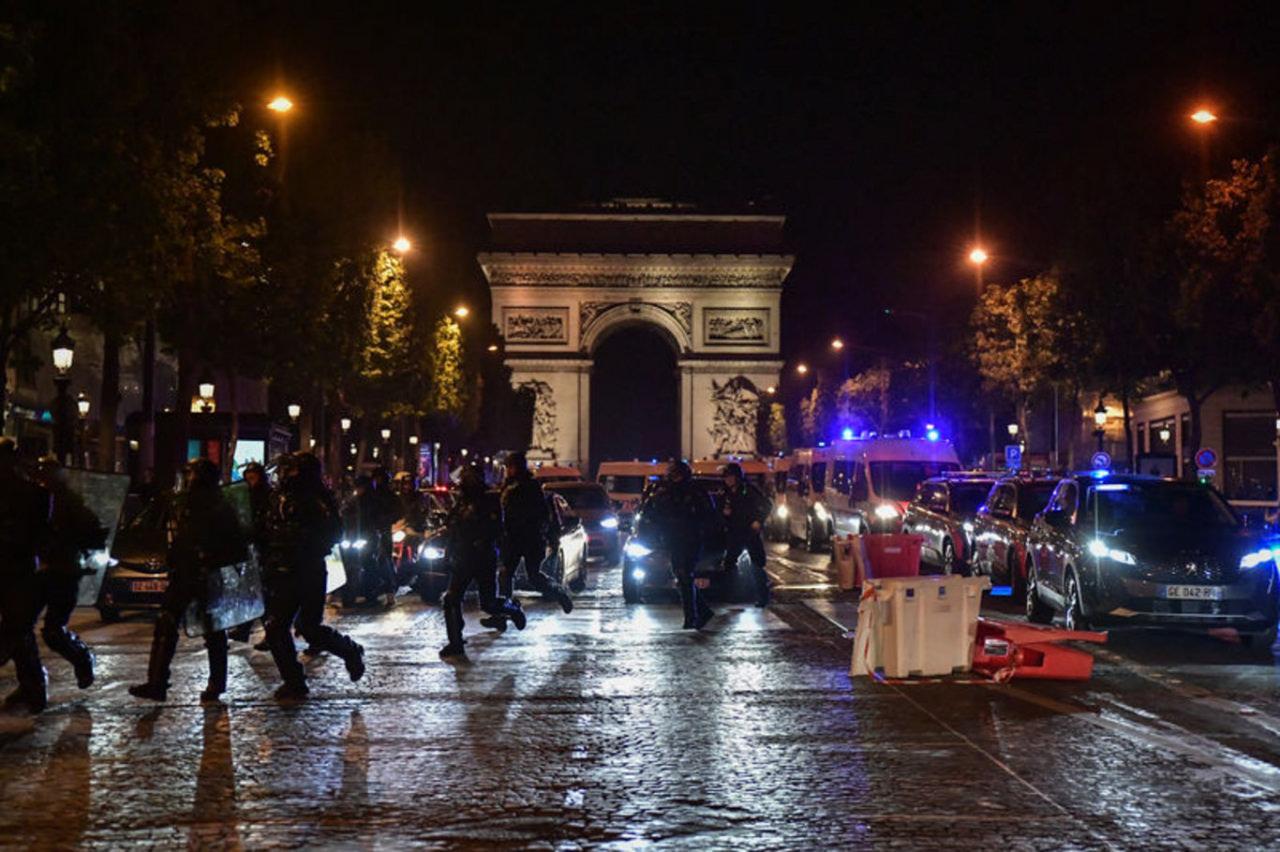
479,205,790,471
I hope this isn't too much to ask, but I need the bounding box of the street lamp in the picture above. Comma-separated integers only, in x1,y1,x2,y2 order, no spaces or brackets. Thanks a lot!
796,363,809,376
765,385,776,395
50,326,75,463
830,337,844,351
1007,422,1019,439
1190,108,1217,125
392,236,412,254
76,393,91,419
408,435,419,446
197,370,215,411
340,416,352,433
487,343,499,352
968,247,989,266
1093,400,1108,453
75,393,90,466
267,95,294,113
380,427,392,441
287,403,301,422
1158,425,1172,445
453,305,469,319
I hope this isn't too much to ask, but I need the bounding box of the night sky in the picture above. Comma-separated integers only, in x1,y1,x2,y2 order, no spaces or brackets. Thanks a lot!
241,1,1280,362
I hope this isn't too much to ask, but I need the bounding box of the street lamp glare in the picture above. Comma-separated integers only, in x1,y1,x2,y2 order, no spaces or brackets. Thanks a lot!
487,343,499,352
287,403,301,421
392,236,412,253
968,247,989,265
765,385,777,395
830,337,844,351
380,428,392,441
1007,422,1019,438
1190,108,1217,125
76,393,91,418
796,363,809,375
340,417,352,432
454,305,469,318
1093,401,1108,428
267,95,294,113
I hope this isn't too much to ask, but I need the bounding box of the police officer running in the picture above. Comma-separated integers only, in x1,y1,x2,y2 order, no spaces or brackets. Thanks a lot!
0,438,53,713
439,465,526,659
491,451,572,630
650,460,716,630
720,462,773,607
261,452,365,701
32,456,107,690
129,458,248,703
230,461,272,646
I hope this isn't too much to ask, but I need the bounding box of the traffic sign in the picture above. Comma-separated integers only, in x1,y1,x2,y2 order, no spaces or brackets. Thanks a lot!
1194,447,1218,469
1004,444,1022,470
1091,451,1112,470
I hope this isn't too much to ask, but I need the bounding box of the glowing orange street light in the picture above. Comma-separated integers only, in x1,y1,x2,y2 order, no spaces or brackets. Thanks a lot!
796,363,809,375
968,247,989,265
392,236,412,253
487,343,499,352
765,385,777,395
1190,108,1218,125
267,95,294,113
454,305,470,319
830,337,844,351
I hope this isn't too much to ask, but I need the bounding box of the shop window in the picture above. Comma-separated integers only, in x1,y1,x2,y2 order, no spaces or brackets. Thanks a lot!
1223,412,1276,501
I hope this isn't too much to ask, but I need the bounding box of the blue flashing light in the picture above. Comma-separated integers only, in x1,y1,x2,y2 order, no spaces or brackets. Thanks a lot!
1094,483,1130,492
925,428,940,443
817,441,827,448
1090,469,1109,479
989,585,1013,597
841,427,854,441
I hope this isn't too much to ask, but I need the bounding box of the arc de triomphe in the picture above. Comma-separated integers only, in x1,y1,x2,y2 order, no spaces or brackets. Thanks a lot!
479,205,791,470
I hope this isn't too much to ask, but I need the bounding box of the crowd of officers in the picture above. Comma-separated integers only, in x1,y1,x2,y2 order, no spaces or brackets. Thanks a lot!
0,437,772,713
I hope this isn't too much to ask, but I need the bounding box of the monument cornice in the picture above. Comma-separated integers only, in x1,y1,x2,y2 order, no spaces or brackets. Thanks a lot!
480,252,792,289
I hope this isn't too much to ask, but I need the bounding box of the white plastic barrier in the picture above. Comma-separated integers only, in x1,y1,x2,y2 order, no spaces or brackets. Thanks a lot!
850,575,991,679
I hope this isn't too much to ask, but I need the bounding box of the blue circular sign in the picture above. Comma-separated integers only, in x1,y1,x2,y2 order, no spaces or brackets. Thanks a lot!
1194,447,1217,469
1091,451,1112,470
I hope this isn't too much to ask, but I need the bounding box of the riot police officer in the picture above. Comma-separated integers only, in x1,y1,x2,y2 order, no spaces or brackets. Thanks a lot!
439,466,526,659
720,462,773,607
262,452,365,701
33,456,107,690
360,467,400,605
650,460,716,630
393,471,428,530
230,461,272,646
129,458,248,703
494,452,572,629
0,438,52,713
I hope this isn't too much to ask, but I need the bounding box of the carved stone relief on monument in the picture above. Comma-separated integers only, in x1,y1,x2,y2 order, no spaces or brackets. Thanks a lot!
707,376,760,455
516,379,559,454
579,301,692,336
503,307,569,344
704,308,769,345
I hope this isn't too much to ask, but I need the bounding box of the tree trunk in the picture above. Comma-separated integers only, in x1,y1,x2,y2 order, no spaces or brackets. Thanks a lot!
1066,385,1081,470
227,372,240,478
1121,386,1134,473
1017,395,1031,454
1181,390,1205,481
0,341,10,435
97,330,122,472
138,318,157,476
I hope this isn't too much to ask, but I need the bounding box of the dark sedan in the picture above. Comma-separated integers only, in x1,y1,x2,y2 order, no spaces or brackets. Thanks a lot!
969,476,1058,597
1025,474,1280,647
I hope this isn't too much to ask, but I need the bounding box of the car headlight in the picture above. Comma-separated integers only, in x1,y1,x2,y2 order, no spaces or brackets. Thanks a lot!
600,516,619,530
1239,547,1280,569
962,521,975,534
873,503,899,521
1088,538,1136,565
624,540,653,559
421,545,445,561
392,529,406,544
341,539,352,550
775,504,789,519
631,568,646,581
353,538,367,551
813,502,830,521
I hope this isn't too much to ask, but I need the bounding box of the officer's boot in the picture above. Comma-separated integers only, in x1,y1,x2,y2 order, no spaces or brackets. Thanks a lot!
440,595,467,658
43,624,95,689
16,664,48,714
694,585,715,631
129,615,179,701
679,580,698,630
265,618,308,700
201,631,228,703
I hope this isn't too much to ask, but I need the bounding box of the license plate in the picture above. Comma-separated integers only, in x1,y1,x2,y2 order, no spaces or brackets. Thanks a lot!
131,579,168,593
1162,585,1224,600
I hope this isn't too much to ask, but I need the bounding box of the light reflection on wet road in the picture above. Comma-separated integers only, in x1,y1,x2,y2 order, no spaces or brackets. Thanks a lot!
1,542,1279,847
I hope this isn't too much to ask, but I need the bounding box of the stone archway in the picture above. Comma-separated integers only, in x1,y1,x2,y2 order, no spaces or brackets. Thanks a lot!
590,323,680,469
480,206,790,469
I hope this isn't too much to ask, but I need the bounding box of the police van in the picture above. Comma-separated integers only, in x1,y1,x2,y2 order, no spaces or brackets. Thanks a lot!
782,435,961,551
595,460,666,531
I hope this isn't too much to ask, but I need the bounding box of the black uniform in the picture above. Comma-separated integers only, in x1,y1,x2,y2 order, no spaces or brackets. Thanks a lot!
499,470,571,609
133,479,247,700
227,475,273,643
440,484,524,654
358,481,400,600
37,476,106,688
262,470,364,695
649,476,715,628
720,481,773,606
0,458,52,711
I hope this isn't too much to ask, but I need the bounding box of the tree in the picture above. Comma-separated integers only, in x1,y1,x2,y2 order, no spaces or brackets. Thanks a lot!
425,316,468,444
767,402,788,455
834,364,892,435
798,381,832,446
970,273,1070,450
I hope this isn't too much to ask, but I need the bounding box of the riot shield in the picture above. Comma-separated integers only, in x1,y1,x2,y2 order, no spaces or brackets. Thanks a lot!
325,545,347,594
183,481,264,637
65,469,131,606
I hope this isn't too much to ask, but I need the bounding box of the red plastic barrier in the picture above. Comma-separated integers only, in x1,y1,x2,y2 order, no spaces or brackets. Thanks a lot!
863,533,923,579
971,618,1107,681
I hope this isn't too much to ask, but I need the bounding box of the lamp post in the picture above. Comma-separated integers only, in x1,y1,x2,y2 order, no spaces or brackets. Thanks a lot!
50,326,75,464
380,426,392,468
75,393,90,467
287,403,302,451
1093,400,1108,454
197,371,215,414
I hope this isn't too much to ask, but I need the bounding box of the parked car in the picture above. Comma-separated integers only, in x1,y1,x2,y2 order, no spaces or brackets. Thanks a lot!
1025,474,1280,647
545,481,622,565
783,436,962,551
621,485,755,604
902,474,996,574
97,493,174,621
969,475,1059,597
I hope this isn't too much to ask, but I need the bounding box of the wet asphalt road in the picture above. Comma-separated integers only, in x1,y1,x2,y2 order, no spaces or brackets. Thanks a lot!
2,543,1280,849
